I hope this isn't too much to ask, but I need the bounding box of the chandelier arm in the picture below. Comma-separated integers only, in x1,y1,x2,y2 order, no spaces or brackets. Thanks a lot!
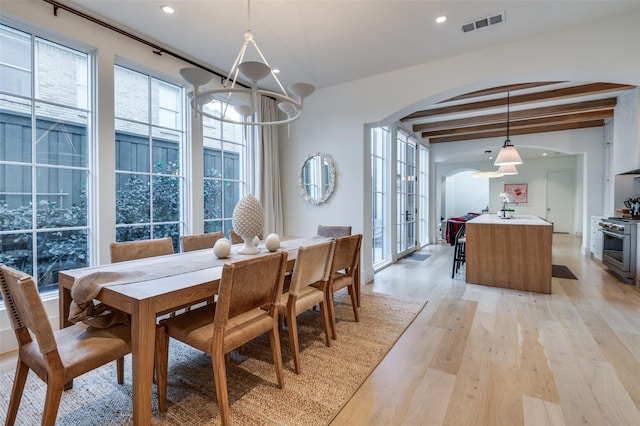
252,42,288,96
226,42,249,89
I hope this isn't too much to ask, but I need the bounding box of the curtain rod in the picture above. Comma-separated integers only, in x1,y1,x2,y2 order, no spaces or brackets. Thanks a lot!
42,0,249,89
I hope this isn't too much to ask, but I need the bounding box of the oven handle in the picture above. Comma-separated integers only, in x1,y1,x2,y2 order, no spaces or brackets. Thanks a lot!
599,229,625,238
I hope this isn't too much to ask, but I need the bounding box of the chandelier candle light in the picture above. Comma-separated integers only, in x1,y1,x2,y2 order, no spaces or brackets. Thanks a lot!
180,0,315,126
494,92,523,166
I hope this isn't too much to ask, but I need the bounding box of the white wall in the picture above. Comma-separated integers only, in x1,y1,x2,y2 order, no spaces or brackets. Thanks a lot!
445,171,488,219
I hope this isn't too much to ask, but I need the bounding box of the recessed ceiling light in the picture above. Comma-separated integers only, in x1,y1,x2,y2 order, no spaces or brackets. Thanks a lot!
436,15,447,24
161,5,174,14
272,69,280,74
542,152,548,156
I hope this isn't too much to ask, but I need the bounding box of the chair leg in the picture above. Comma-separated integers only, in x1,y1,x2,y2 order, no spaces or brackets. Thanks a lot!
6,359,29,426
42,379,64,426
286,310,301,374
116,357,125,385
268,327,285,389
327,289,338,340
348,285,359,322
155,325,169,412
212,332,231,426
319,300,332,348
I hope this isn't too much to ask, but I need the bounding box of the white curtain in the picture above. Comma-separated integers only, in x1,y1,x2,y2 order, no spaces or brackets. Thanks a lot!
258,96,284,235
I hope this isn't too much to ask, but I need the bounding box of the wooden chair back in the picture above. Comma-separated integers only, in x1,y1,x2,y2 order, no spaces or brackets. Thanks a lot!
0,264,56,355
317,225,352,238
181,232,224,252
331,234,362,275
110,237,174,263
288,240,336,297
216,251,288,326
228,229,262,245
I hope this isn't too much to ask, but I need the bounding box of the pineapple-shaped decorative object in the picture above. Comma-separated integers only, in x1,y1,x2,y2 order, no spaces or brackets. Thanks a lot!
232,194,264,254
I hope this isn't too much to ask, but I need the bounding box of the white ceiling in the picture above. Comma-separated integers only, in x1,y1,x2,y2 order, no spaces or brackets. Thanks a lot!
56,0,640,91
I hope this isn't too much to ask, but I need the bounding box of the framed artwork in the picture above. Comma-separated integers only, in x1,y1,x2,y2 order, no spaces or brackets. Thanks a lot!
504,183,528,203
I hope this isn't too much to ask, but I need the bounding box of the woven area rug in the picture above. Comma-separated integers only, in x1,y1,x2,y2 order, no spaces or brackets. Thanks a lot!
0,290,426,425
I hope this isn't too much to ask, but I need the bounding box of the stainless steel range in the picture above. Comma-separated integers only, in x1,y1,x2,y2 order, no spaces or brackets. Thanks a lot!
598,217,638,284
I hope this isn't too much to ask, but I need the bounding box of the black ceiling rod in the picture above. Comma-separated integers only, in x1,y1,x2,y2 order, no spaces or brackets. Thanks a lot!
42,0,248,89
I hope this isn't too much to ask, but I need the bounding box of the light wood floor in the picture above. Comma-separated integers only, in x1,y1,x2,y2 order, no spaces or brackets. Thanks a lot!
332,234,640,425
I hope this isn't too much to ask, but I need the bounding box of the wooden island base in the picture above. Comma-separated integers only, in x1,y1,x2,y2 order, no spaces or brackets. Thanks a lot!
465,214,553,294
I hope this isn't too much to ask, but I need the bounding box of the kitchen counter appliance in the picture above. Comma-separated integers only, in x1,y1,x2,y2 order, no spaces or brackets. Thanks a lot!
598,217,638,284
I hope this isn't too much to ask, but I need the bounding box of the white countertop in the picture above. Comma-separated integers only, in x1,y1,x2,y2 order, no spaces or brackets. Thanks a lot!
467,213,552,226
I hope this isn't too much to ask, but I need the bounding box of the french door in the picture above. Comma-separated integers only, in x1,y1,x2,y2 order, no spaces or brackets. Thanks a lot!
397,130,416,256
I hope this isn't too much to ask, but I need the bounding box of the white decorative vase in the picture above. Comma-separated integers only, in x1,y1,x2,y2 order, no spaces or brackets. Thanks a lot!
232,194,264,255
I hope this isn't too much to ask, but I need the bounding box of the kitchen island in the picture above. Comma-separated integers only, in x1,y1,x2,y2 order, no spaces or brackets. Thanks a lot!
465,214,553,294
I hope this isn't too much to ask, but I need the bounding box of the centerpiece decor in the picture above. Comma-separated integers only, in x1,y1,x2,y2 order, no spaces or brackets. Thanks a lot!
232,194,264,254
498,192,515,219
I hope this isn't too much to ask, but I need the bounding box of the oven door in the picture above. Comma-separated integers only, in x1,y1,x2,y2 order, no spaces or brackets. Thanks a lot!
600,229,631,273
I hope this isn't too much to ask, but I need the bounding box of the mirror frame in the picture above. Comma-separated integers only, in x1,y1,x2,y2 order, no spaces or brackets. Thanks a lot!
298,152,336,205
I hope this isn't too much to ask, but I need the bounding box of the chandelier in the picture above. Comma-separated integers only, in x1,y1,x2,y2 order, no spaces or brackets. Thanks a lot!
494,92,523,166
179,0,315,126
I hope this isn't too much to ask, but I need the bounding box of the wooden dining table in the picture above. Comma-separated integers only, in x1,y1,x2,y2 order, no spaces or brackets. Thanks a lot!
58,236,323,425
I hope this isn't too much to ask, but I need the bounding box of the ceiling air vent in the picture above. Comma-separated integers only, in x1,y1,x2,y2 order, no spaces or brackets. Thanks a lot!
462,11,506,33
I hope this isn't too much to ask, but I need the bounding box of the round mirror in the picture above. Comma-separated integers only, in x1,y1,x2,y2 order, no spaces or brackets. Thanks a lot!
298,152,336,205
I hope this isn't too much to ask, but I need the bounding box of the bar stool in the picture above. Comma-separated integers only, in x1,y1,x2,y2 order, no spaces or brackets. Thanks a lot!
451,224,466,278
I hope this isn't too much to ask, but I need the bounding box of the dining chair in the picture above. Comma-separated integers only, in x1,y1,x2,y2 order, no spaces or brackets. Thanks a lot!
109,237,174,263
110,237,185,316
155,251,288,425
278,239,335,374
0,264,132,426
451,224,467,278
228,229,262,245
326,234,362,340
181,231,225,252
317,225,352,238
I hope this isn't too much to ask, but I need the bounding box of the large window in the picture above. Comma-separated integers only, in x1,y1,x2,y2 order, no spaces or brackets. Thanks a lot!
202,99,248,236
0,24,91,294
114,65,184,250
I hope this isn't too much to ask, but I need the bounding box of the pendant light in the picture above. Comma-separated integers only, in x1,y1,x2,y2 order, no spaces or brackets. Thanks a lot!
494,92,523,166
497,164,518,175
472,150,504,178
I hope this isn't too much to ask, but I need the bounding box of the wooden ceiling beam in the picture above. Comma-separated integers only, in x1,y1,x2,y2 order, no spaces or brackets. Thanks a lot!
427,120,605,143
420,110,614,137
402,83,631,121
412,98,617,132
441,82,564,102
